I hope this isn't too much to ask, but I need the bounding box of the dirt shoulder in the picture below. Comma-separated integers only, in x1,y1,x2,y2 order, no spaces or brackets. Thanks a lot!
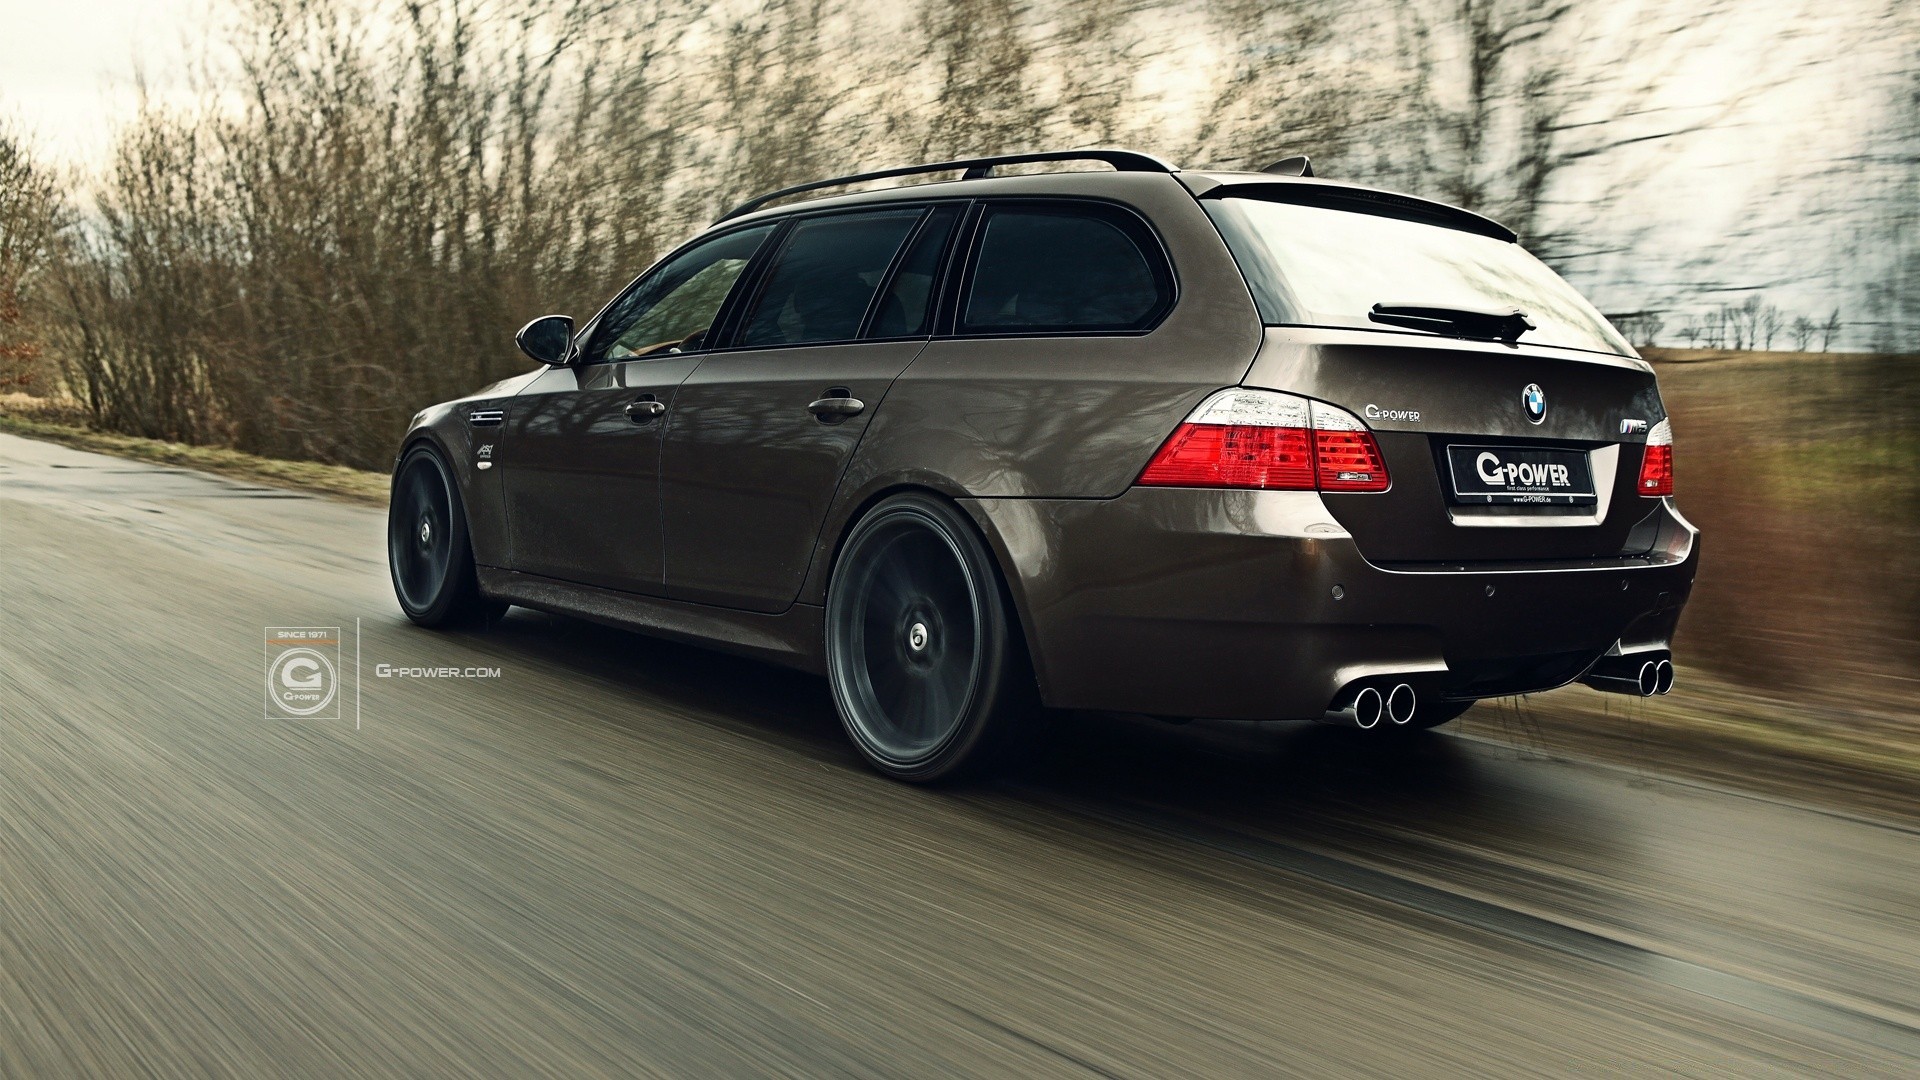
0,399,387,505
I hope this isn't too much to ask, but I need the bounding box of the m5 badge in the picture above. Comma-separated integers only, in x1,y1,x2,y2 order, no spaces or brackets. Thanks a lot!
1619,418,1648,435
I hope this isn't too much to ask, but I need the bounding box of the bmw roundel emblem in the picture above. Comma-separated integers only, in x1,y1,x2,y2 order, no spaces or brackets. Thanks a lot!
1521,383,1546,424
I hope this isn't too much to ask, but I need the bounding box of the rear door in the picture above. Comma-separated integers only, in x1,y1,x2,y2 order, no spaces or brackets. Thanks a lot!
659,204,961,612
500,223,774,593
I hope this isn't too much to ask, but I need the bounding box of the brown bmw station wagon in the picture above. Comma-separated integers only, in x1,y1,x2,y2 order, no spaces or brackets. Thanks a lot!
389,149,1698,781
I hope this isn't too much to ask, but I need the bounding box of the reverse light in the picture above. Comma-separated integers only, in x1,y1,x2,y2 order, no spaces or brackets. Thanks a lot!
1138,389,1390,492
1637,418,1673,496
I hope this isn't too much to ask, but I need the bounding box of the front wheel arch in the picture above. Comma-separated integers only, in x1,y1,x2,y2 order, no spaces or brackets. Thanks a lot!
387,441,503,627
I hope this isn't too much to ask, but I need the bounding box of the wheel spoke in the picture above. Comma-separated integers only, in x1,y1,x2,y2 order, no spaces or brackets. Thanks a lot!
829,510,992,766
390,456,455,611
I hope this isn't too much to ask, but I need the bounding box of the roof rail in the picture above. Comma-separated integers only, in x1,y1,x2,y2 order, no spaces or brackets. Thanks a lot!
715,148,1179,223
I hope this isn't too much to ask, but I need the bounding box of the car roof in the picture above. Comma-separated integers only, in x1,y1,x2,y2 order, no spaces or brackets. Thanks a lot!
717,152,1516,244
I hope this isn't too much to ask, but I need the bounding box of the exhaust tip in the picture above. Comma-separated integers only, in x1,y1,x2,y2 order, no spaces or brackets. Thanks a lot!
1353,686,1383,729
1387,683,1417,725
1636,661,1660,697
1654,659,1675,695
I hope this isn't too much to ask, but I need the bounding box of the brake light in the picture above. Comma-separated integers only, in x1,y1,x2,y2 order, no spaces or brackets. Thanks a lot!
1637,418,1673,496
1138,389,1390,492
1306,402,1391,492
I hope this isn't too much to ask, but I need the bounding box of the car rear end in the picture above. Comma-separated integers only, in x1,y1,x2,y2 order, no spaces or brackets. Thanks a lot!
973,173,1697,725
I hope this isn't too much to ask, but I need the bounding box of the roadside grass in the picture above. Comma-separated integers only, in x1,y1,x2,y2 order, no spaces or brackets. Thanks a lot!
0,397,388,505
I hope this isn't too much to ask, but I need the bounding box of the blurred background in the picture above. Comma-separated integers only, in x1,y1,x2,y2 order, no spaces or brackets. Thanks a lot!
1,0,1915,804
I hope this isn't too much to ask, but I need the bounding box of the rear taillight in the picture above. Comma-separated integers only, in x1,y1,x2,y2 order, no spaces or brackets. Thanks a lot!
1637,418,1673,496
1138,389,1390,493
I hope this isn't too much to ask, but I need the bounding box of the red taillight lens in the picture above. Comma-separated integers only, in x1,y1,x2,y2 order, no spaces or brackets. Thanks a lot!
1138,423,1315,489
1637,418,1673,496
1138,390,1390,493
1312,429,1391,492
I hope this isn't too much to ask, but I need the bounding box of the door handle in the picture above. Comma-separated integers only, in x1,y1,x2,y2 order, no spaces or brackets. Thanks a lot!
807,389,865,423
625,396,666,422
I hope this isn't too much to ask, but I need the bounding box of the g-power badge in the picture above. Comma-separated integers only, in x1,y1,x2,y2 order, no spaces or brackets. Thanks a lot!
1363,403,1421,423
1445,444,1597,506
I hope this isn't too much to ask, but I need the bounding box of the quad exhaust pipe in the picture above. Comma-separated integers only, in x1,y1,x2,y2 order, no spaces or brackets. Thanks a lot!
1322,682,1419,728
1387,682,1417,724
1581,654,1674,697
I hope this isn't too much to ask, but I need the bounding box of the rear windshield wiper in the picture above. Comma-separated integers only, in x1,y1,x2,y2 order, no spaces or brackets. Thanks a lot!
1369,302,1535,343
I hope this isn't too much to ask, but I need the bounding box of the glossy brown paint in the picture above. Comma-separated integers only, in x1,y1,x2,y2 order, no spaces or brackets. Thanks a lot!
397,163,1699,722
659,340,926,612
404,368,544,571
476,566,825,671
959,488,1696,719
1243,328,1668,563
500,358,701,594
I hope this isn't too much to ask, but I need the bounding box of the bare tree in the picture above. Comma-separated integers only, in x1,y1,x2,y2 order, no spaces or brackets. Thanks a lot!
913,0,1047,161
1791,315,1816,351
1183,0,1368,171
0,122,68,392
1382,0,1744,261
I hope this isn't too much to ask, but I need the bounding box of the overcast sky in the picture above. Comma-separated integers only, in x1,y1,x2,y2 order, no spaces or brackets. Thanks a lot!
0,0,199,166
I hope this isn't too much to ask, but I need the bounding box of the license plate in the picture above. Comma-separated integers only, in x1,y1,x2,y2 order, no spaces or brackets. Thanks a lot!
1446,444,1596,505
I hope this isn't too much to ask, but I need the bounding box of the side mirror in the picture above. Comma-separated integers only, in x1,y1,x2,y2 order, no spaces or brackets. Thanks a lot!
515,314,575,366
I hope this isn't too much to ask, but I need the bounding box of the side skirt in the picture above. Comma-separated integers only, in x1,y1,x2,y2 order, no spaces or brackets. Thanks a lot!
475,567,826,675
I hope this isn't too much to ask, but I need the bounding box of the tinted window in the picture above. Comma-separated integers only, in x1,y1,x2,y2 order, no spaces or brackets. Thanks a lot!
589,224,774,361
867,205,962,338
737,209,924,347
961,205,1169,334
1204,198,1632,356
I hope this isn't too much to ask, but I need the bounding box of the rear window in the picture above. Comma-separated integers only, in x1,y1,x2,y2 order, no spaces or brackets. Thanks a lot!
961,204,1171,334
1205,197,1632,356
737,209,924,347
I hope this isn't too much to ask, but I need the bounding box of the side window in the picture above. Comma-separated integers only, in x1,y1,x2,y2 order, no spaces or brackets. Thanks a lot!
960,204,1171,334
589,224,775,361
736,209,924,348
867,205,963,339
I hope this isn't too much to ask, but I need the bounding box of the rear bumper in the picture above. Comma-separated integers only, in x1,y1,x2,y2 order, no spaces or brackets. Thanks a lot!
961,488,1698,720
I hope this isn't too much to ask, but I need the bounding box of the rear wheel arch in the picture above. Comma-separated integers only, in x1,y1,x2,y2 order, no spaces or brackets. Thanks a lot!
824,489,1038,781
824,483,1052,705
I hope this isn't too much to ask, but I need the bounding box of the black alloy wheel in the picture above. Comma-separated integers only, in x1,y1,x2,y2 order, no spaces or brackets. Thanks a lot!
825,493,1032,782
387,444,502,627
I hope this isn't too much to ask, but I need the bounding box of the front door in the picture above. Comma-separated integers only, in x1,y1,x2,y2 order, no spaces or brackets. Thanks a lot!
661,204,961,612
499,223,775,594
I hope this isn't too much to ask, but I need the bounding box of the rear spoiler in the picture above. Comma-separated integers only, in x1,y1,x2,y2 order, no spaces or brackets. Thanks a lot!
1192,180,1516,243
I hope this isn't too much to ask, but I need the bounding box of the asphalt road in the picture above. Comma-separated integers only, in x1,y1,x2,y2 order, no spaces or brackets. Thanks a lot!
3,430,1918,1078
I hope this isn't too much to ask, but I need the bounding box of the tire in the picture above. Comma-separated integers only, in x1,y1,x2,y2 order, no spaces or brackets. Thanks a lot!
825,492,1033,782
388,444,505,628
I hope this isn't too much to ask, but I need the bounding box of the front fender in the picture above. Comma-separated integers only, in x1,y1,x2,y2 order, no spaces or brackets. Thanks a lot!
395,368,541,569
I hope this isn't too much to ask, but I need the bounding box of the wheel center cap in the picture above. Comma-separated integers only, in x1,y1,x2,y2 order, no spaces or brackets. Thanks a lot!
419,518,433,545
907,621,929,652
